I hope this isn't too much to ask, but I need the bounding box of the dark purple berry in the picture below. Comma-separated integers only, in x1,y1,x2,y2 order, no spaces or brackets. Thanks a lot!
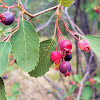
2,76,7,79
0,11,14,25
59,61,71,74
64,53,72,61
15,59,17,64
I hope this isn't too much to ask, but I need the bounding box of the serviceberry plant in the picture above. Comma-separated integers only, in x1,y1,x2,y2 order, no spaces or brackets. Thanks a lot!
0,0,100,99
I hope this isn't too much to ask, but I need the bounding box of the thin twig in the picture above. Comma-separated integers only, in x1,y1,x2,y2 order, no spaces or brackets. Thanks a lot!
77,71,89,100
26,5,59,20
64,8,84,36
36,12,55,32
43,75,65,97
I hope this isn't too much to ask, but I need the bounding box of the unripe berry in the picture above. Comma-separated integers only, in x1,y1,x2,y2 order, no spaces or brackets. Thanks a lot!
60,39,72,53
59,61,71,74
0,11,14,25
64,53,72,61
78,39,90,53
54,62,60,70
50,51,61,62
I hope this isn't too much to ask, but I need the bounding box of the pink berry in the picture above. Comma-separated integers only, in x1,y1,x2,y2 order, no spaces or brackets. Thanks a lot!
59,61,71,74
50,51,61,62
60,39,72,53
0,11,14,25
78,39,91,53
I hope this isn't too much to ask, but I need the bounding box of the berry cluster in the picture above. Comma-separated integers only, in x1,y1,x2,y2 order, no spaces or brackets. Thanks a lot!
50,14,91,77
0,11,14,25
50,39,73,77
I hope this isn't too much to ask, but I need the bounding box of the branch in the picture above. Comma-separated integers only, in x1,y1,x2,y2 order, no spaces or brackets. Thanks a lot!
43,75,65,97
0,0,58,19
77,51,94,100
36,12,55,32
20,5,59,19
77,71,89,100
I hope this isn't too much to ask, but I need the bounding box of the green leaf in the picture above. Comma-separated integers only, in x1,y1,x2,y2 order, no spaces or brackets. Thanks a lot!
48,0,54,2
11,83,20,94
84,81,90,86
82,86,92,100
58,0,73,7
10,20,39,72
0,77,7,100
0,42,11,76
29,39,56,77
97,22,100,29
94,84,100,88
7,96,16,100
73,74,82,83
13,91,20,95
93,77,100,83
94,83,100,88
68,85,77,96
84,35,100,57
7,66,14,72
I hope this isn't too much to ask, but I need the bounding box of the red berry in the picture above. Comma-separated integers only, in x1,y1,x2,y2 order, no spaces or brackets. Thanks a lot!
0,11,14,25
59,61,71,74
78,39,91,53
89,78,95,84
94,9,100,14
60,39,72,53
65,96,70,100
50,51,61,62
94,6,100,14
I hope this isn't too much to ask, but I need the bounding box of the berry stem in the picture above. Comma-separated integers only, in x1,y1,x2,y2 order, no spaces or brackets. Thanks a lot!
19,0,24,10
59,16,80,41
0,0,6,6
57,25,64,40
9,5,18,9
69,31,84,39
55,5,65,51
